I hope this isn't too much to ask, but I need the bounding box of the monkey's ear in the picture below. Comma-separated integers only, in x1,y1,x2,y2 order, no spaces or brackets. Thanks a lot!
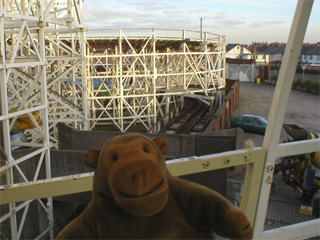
153,138,168,154
85,149,100,169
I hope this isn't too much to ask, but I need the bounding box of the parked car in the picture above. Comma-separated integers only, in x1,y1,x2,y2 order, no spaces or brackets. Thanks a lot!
231,114,267,134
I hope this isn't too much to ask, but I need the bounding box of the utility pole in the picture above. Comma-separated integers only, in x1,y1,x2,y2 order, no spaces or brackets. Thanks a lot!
200,18,203,39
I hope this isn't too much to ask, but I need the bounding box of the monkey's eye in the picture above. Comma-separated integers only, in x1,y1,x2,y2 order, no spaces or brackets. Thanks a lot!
111,153,118,162
143,147,149,153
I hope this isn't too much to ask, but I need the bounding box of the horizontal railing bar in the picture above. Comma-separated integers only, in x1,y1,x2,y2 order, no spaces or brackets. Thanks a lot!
263,218,320,240
167,147,265,177
0,147,265,205
0,173,94,205
277,138,320,158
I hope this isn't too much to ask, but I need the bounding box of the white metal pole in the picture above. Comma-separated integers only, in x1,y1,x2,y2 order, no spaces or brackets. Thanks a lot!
165,47,170,126
119,30,124,131
253,0,314,238
152,29,157,132
226,63,228,79
200,18,203,39
38,1,54,238
222,36,226,83
251,63,254,82
182,30,186,110
204,32,208,88
0,4,18,238
80,28,89,130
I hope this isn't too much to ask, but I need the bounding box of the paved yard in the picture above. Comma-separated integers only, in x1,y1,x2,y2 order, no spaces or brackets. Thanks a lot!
232,82,320,148
227,81,320,231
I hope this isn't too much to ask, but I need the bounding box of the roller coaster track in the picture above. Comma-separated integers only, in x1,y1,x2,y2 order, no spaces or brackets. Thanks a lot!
160,98,211,134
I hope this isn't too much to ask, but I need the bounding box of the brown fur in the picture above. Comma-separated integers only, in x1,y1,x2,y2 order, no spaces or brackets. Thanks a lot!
56,134,252,239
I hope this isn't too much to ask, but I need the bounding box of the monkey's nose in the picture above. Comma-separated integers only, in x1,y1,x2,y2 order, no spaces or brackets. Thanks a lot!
132,171,146,195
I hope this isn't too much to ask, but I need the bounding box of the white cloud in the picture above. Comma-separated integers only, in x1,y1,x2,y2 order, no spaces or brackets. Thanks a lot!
83,0,320,43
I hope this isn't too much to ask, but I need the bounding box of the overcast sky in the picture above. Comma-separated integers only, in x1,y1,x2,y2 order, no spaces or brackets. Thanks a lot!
83,0,319,44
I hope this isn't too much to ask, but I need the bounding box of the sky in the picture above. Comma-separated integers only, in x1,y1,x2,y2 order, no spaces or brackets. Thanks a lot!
82,0,320,44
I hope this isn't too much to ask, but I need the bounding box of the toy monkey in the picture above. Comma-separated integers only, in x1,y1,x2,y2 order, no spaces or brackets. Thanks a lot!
57,134,252,239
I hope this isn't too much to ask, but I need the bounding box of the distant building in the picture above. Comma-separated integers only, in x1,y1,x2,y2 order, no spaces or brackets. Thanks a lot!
226,44,241,59
227,42,320,66
263,46,286,63
300,46,320,66
226,42,320,82
244,45,270,64
226,44,251,59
